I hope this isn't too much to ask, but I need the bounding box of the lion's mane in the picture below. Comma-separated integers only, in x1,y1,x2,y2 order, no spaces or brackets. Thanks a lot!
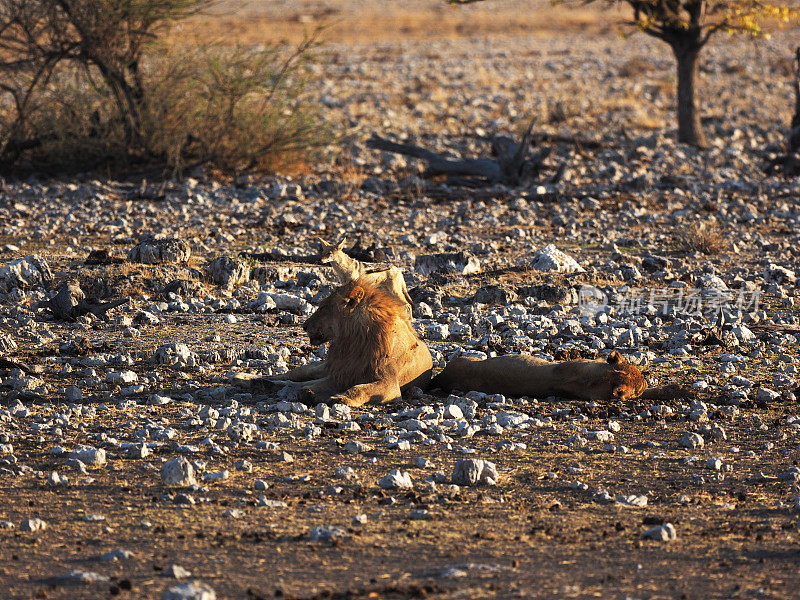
323,281,419,390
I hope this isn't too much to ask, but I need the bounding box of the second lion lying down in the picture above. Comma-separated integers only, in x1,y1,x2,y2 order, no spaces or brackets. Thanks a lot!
430,351,647,401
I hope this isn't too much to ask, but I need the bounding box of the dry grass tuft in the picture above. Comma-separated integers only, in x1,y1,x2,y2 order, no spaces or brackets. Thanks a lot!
677,221,726,255
619,56,655,78
336,157,368,202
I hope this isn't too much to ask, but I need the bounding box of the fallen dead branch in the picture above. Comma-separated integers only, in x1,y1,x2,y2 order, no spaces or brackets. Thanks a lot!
39,282,128,321
239,251,319,264
97,180,168,202
367,119,551,185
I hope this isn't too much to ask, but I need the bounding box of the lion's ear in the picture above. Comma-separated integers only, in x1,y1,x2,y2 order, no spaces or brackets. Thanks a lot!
345,286,365,310
607,351,625,365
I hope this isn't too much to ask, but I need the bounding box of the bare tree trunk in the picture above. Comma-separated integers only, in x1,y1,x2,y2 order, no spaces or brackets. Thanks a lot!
93,60,144,153
112,74,145,152
673,40,707,148
788,47,800,154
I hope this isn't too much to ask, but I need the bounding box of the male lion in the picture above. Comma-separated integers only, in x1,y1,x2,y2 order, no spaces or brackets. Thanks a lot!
241,279,432,407
430,351,647,401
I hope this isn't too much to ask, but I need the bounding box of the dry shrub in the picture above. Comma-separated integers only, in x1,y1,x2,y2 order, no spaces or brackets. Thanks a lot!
1,76,118,173
0,0,213,173
1,40,328,176
546,98,581,125
332,155,367,202
619,56,655,78
677,222,726,255
142,41,331,174
0,0,329,176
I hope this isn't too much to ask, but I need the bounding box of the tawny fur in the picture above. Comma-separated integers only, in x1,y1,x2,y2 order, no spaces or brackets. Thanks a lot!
431,350,647,401
320,283,404,390
239,279,431,407
320,238,413,312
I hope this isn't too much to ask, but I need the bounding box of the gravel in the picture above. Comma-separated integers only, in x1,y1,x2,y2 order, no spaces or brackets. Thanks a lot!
309,525,349,542
52,570,110,584
128,237,191,265
530,244,584,273
642,523,677,542
164,565,193,579
378,469,414,489
0,255,52,292
1,21,800,599
680,432,705,449
68,446,106,467
20,518,47,532
452,459,499,486
162,581,217,600
162,457,197,487
99,548,134,561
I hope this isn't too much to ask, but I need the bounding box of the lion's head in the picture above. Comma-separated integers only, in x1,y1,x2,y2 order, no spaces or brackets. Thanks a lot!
304,280,415,390
303,286,353,346
606,351,648,400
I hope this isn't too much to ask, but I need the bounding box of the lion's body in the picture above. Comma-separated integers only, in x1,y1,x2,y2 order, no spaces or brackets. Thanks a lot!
320,282,428,393
430,351,646,401
245,279,431,406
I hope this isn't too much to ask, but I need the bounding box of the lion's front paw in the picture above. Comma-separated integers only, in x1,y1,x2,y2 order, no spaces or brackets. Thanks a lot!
250,378,285,394
327,392,347,405
329,392,365,407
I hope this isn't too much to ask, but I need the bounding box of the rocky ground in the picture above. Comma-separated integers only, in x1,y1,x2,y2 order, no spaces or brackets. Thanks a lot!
1,17,800,600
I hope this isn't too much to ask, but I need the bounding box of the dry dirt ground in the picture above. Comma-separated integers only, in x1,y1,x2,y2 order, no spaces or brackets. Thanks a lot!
180,0,628,45
2,2,800,600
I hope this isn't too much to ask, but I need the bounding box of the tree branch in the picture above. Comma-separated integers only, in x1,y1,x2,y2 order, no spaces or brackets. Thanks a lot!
367,120,551,186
